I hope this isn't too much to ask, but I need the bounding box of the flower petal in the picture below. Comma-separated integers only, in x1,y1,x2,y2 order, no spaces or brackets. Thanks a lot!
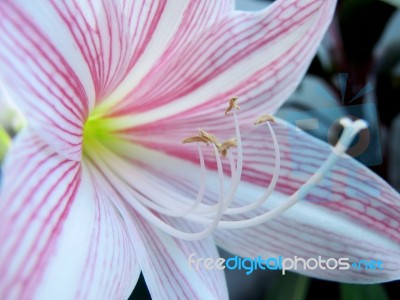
0,131,140,299
0,1,90,160
216,121,400,284
83,140,229,300
125,119,400,283
107,0,336,129
102,0,235,109
129,213,229,300
0,0,233,160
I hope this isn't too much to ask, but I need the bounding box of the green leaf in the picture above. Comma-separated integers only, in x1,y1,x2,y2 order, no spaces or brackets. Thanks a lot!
265,272,311,300
340,284,389,300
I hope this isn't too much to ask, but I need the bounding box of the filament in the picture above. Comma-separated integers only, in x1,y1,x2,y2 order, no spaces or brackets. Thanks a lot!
216,118,368,229
84,102,368,240
222,121,281,215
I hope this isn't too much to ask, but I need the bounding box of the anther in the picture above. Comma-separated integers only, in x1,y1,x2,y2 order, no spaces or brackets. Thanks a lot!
218,138,237,157
254,114,275,125
182,135,210,144
225,96,240,116
199,129,221,146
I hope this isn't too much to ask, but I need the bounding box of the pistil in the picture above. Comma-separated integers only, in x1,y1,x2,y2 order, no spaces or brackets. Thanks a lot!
111,97,368,240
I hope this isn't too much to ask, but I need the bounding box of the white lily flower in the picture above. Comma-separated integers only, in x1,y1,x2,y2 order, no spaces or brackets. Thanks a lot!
0,1,399,300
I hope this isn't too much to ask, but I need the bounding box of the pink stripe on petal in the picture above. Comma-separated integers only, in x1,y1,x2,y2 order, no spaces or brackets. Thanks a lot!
100,0,234,109
126,118,400,283
109,0,336,126
214,212,400,283
0,0,234,161
49,0,169,100
0,0,201,160
83,142,229,300
0,131,140,299
0,2,90,160
129,211,229,300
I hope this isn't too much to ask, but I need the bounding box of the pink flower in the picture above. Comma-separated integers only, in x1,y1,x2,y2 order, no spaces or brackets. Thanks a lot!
0,0,399,299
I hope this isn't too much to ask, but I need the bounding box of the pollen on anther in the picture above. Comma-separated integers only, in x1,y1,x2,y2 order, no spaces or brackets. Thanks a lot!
254,114,275,126
182,135,209,144
199,129,221,146
225,96,240,116
218,138,237,157
182,129,222,146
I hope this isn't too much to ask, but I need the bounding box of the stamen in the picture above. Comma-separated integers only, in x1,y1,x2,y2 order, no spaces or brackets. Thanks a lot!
189,110,244,215
176,117,367,231
90,94,369,241
254,114,275,125
182,135,209,144
199,129,221,146
129,143,211,218
225,96,240,116
216,117,367,229
218,137,237,157
223,120,280,215
142,143,208,218
208,110,244,212
86,138,226,241
183,129,222,147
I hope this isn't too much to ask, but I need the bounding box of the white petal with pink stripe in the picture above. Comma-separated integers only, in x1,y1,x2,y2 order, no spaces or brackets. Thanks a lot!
2,0,398,299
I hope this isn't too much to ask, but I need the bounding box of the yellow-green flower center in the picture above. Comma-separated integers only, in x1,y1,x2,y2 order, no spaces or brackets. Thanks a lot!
0,125,11,163
83,115,121,157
